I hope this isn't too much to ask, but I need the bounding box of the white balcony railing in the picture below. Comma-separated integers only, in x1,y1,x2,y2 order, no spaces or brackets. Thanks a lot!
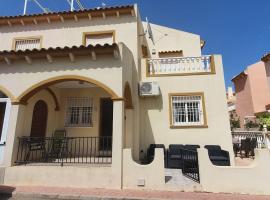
147,55,213,76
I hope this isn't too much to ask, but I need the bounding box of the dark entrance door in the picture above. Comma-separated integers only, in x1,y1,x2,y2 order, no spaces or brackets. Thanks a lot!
99,98,113,150
0,102,6,139
30,100,48,137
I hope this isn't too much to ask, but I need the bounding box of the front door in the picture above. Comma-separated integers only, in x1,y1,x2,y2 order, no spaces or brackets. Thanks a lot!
30,100,48,137
99,98,113,150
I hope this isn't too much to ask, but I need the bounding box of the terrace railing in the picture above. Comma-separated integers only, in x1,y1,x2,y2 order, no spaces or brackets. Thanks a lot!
231,131,264,148
147,56,213,76
15,136,112,166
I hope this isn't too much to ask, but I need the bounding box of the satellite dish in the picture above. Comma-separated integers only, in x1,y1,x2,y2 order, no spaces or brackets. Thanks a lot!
146,17,154,44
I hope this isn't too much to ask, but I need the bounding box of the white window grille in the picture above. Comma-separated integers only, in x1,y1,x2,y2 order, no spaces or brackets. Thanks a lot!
15,38,41,51
65,97,93,127
171,95,204,126
85,33,113,46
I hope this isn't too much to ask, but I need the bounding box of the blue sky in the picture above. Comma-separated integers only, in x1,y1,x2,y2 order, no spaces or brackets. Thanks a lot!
0,0,269,87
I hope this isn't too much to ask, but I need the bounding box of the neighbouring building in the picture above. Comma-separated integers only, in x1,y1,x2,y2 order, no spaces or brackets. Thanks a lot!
0,4,233,190
226,87,236,117
232,56,270,128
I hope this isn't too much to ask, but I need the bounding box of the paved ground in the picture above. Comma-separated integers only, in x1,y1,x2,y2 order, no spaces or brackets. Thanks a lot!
235,157,254,166
0,185,270,200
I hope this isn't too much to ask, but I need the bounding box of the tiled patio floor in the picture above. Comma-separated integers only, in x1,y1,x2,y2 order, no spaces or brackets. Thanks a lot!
0,185,270,200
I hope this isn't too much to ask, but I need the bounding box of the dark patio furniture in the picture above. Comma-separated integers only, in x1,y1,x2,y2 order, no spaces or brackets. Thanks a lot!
240,138,256,158
167,144,200,169
22,137,46,163
204,145,230,166
233,143,240,157
167,144,184,169
146,144,166,166
45,129,68,161
184,145,200,151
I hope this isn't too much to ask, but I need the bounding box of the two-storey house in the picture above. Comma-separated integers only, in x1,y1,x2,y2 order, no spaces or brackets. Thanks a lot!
0,4,233,189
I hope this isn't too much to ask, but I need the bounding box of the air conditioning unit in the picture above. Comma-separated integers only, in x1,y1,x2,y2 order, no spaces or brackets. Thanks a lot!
139,81,160,97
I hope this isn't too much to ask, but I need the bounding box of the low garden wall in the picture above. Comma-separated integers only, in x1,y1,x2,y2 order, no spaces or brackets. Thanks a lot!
123,148,165,190
198,148,270,195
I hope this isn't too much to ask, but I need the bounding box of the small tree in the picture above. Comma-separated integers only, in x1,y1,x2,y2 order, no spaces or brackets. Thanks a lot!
230,113,240,130
257,113,270,130
244,119,260,130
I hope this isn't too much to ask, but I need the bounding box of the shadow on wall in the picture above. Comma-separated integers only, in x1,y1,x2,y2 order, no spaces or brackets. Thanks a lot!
1,17,137,34
0,55,121,75
139,91,163,161
0,185,16,199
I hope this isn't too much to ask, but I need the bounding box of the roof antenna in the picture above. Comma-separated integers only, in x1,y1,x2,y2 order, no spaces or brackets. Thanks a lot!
146,17,154,44
67,0,84,11
23,0,51,15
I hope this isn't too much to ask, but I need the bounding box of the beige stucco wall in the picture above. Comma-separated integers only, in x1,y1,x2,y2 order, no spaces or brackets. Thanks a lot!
4,165,117,189
0,56,123,99
139,55,234,163
123,148,165,190
20,90,57,138
142,22,202,58
0,17,138,56
18,86,111,138
57,87,110,137
198,148,270,195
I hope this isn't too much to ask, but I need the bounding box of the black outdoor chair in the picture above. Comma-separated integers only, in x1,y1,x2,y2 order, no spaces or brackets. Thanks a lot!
146,144,166,166
233,143,240,157
167,144,184,169
45,129,68,162
250,138,257,157
23,137,46,163
240,138,256,158
184,145,200,151
204,145,230,166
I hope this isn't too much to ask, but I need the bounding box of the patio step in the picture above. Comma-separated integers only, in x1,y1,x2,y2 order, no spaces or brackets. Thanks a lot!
164,169,202,192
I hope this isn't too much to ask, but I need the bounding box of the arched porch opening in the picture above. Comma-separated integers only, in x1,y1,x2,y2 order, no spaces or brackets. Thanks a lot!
123,82,134,149
124,82,133,109
14,75,122,165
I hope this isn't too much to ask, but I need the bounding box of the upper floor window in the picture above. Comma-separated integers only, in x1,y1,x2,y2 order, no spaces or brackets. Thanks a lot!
159,50,183,58
83,31,115,46
13,37,42,51
65,97,93,127
170,93,207,127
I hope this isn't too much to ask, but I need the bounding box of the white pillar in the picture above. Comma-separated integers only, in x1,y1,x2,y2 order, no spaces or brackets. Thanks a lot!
111,100,124,189
3,104,25,167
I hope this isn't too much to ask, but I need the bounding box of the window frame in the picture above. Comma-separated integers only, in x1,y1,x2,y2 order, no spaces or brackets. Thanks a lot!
0,98,11,145
12,36,43,51
64,97,94,128
82,30,115,46
169,92,208,128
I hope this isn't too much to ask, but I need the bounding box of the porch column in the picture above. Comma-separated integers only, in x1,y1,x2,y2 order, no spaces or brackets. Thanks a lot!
111,100,124,189
3,104,25,167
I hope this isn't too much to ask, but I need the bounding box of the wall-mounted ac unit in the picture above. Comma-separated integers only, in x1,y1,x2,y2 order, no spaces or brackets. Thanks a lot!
139,81,160,97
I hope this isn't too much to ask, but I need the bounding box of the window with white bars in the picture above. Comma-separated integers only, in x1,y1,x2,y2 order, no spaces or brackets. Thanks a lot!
65,97,93,127
171,95,205,126
14,38,41,51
